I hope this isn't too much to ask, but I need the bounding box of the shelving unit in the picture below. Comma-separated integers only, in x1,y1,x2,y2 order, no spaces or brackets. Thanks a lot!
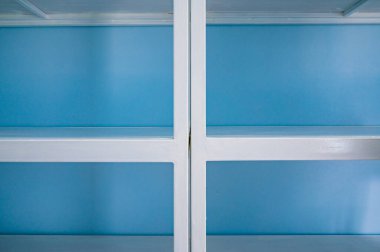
2,0,380,251
0,1,189,252
191,0,380,252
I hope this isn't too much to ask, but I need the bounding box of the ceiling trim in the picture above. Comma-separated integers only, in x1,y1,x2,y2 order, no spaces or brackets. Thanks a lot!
207,11,380,24
1,12,380,26
0,13,173,26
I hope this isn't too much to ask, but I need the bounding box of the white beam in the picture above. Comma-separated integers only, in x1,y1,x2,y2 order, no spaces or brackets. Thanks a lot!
0,139,176,162
343,0,369,16
15,0,49,19
191,0,207,252
173,0,190,251
206,137,380,161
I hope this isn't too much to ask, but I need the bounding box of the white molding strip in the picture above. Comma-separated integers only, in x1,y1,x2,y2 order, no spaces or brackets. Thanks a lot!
0,13,173,26
207,11,380,24
2,11,380,26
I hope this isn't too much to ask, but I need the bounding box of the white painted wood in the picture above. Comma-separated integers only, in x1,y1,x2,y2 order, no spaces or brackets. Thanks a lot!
0,235,173,252
206,127,380,161
0,127,175,162
207,137,380,161
173,0,190,251
0,138,175,162
0,127,172,139
207,235,380,252
29,0,173,14
207,12,380,24
191,0,207,252
207,126,380,138
0,13,173,26
2,13,380,26
1,235,379,252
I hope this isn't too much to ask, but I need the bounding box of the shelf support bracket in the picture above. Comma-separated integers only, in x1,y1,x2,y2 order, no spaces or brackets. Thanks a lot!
15,0,49,19
343,0,368,16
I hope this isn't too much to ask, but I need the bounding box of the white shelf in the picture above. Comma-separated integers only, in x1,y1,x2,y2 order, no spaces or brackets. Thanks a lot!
1,0,380,26
0,127,173,139
2,235,379,252
206,126,380,161
207,235,380,252
0,235,173,252
0,127,176,162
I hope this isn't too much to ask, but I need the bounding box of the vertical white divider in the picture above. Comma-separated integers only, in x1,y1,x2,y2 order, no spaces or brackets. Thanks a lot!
174,0,190,251
191,0,207,251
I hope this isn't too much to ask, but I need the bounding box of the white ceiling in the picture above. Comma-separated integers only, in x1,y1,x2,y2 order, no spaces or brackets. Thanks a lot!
359,0,380,12
0,0,31,14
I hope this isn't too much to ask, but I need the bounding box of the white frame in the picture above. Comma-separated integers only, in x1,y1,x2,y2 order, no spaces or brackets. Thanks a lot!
0,0,189,251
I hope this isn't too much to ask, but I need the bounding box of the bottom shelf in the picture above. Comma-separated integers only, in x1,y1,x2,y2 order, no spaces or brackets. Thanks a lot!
2,235,379,252
208,235,380,252
0,235,173,252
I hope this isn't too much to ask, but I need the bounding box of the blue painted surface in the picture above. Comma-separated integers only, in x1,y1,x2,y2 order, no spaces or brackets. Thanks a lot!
207,25,380,126
1,25,380,235
0,163,173,235
0,26,173,127
207,161,380,235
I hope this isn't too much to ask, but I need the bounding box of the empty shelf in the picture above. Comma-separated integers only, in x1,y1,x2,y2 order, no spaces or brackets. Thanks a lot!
0,127,172,140
0,235,173,252
206,126,380,161
0,127,176,162
208,126,380,138
207,235,380,252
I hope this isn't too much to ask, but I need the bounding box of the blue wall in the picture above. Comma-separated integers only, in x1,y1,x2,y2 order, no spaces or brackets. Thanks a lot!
0,26,173,127
1,25,380,235
0,163,173,235
207,161,380,235
207,25,380,126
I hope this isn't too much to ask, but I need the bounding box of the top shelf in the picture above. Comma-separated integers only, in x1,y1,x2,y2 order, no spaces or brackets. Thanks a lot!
207,126,380,138
1,0,380,26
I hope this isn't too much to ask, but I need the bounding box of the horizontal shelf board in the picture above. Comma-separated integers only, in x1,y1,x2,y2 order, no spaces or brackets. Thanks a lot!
207,235,380,252
206,126,380,161
0,235,173,252
0,127,173,140
208,126,380,138
0,127,176,162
